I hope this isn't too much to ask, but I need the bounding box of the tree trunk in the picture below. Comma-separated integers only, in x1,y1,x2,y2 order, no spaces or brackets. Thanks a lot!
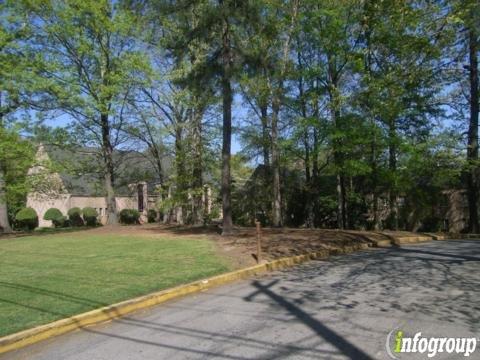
362,10,381,231
388,119,399,230
467,28,479,233
0,166,12,233
101,113,117,225
336,174,346,229
151,145,164,185
271,95,282,227
371,134,381,230
330,88,346,230
270,0,298,228
175,126,187,225
191,108,204,225
221,14,233,235
297,71,314,227
304,130,315,228
260,104,270,168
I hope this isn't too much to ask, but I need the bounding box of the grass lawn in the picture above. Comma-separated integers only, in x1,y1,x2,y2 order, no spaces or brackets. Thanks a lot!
0,232,230,337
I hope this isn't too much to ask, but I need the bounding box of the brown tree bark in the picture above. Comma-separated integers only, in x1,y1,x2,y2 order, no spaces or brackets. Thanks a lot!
370,132,381,230
270,0,299,228
387,118,399,230
101,113,118,225
191,108,204,225
271,97,282,227
221,9,233,235
175,125,187,225
330,86,346,230
260,104,270,168
467,28,479,233
0,166,12,233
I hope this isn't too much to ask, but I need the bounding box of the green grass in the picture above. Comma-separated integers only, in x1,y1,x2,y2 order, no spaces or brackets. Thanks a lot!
0,233,230,337
33,226,96,234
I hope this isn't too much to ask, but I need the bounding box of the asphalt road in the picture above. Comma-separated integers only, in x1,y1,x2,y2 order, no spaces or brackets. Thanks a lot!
2,240,479,360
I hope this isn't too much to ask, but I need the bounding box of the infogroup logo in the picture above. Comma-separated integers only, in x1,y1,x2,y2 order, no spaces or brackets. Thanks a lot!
386,329,478,359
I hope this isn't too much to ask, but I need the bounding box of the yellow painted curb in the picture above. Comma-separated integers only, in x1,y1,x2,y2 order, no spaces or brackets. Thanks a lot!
0,243,369,355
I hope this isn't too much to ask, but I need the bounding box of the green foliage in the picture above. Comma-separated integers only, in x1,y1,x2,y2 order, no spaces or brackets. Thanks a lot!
3,0,469,232
82,207,98,227
119,209,140,225
147,209,157,223
0,128,34,221
67,207,84,226
15,207,38,230
43,208,65,228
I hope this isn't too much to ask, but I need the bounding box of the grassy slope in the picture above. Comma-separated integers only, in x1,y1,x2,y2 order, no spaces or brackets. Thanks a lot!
0,233,230,337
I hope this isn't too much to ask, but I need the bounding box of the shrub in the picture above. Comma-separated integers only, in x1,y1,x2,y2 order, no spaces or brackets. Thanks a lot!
119,209,140,224
44,208,66,228
68,207,84,226
147,209,157,223
82,207,98,226
15,207,38,230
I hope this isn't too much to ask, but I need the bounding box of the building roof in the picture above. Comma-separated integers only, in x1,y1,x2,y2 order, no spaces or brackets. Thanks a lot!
33,145,171,196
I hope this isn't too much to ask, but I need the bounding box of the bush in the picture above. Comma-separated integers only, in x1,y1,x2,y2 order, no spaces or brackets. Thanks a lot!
119,209,140,224
147,209,157,223
15,207,38,230
68,207,84,226
82,207,98,226
44,208,66,228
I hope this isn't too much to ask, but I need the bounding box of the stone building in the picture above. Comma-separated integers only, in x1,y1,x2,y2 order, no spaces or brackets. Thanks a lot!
27,144,164,227
27,144,214,227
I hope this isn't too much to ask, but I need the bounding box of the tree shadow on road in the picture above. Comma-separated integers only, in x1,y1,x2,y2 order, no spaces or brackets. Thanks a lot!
244,279,373,360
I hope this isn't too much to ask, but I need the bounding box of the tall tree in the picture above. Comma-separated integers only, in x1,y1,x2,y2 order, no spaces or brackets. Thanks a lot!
22,0,150,224
154,0,259,233
0,1,37,232
465,3,480,232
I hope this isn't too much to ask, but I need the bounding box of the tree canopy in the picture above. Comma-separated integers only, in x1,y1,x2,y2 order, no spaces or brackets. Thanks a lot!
0,0,478,233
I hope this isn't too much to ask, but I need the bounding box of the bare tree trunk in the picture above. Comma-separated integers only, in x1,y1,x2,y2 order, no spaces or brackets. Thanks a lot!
304,130,315,228
260,104,270,168
298,70,314,228
0,166,12,233
191,109,204,225
467,28,479,233
362,10,381,231
371,135,381,230
221,12,233,235
151,146,164,185
175,126,187,225
336,174,346,229
270,0,299,228
101,113,117,225
271,97,282,227
330,89,346,230
388,119,399,230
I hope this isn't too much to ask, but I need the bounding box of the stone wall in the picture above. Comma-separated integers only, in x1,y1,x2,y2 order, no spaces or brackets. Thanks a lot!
27,193,157,227
27,194,71,227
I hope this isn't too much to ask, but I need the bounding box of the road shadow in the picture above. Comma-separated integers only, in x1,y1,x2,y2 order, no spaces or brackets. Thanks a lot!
268,240,480,334
245,280,373,360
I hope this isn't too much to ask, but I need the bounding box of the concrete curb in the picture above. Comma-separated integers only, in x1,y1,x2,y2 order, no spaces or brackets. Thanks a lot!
364,232,479,247
368,234,435,247
425,233,480,240
0,243,370,355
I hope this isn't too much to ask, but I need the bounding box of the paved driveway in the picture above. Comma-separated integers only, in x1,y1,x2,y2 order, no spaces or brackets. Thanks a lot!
2,240,479,360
